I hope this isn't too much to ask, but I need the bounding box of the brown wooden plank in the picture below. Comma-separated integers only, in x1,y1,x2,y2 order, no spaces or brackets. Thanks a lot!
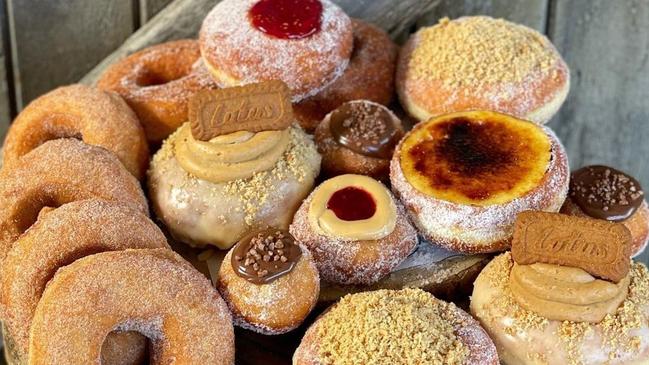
6,0,135,108
139,0,175,23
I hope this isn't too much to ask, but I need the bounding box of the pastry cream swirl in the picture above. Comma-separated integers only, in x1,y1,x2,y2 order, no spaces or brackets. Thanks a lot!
510,262,630,323
174,123,289,183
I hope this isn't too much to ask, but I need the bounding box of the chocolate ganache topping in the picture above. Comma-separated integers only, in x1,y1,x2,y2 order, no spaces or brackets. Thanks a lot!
329,101,401,159
570,165,645,222
232,229,302,284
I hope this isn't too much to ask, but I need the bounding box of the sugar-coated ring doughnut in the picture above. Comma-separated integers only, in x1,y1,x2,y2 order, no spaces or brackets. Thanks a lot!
0,200,169,365
97,39,218,143
294,19,398,132
2,84,148,180
199,0,353,102
28,249,235,364
0,139,148,263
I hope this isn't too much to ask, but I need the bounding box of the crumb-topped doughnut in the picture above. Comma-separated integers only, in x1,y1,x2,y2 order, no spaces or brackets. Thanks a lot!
0,139,148,263
315,100,404,180
199,0,353,101
290,174,417,284
28,249,235,364
2,84,148,180
397,16,570,124
98,40,218,143
390,110,569,253
294,288,499,365
0,200,168,365
294,19,398,131
217,229,319,334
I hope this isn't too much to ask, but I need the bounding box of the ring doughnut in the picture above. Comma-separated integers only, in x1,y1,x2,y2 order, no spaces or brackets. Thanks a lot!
2,84,148,180
0,139,148,263
28,248,235,364
0,200,169,365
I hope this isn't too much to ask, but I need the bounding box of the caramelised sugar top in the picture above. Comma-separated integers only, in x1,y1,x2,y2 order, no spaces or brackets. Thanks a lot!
400,111,552,205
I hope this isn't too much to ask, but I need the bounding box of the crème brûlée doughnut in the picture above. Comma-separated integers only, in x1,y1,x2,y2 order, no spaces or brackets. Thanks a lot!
217,229,319,334
397,16,570,124
390,110,569,253
0,200,169,365
561,165,649,257
199,0,353,102
148,123,320,250
97,39,218,143
290,174,417,285
471,253,649,364
28,249,235,364
2,84,148,180
294,288,499,365
293,19,398,131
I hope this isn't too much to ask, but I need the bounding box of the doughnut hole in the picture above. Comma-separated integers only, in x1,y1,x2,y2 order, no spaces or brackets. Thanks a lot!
134,59,193,88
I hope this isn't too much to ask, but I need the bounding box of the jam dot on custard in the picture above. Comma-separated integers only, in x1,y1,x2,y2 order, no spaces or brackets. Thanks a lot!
249,0,323,40
326,186,376,221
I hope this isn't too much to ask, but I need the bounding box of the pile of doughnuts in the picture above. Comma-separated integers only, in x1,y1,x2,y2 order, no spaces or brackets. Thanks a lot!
0,0,647,364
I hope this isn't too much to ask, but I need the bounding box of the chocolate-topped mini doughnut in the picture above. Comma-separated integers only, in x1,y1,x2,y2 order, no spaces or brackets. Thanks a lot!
218,229,319,334
562,165,649,256
315,100,404,180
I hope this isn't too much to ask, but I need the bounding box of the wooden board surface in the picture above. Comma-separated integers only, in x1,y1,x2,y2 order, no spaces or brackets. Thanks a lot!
0,4,12,134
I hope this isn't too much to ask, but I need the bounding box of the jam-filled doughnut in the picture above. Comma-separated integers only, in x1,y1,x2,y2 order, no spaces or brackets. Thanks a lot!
290,174,417,285
97,39,218,143
28,249,235,364
397,16,570,124
294,19,398,131
294,288,499,365
2,84,148,180
0,139,148,263
0,200,169,365
199,0,353,101
561,165,649,257
217,229,319,334
390,111,569,253
314,100,404,180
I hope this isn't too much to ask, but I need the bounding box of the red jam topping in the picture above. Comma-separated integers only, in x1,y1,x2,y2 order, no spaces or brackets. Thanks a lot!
249,0,323,40
326,186,376,221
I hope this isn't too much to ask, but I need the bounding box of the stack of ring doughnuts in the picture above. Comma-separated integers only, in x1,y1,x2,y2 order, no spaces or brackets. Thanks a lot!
97,39,218,143
2,84,148,180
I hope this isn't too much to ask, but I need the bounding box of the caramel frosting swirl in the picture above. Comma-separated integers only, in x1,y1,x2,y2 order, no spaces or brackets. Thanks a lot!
510,262,630,323
174,123,289,183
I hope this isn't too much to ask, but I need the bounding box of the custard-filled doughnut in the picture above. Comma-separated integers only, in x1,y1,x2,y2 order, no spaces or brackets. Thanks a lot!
97,39,218,143
314,100,404,181
294,19,398,131
471,253,649,364
397,16,570,124
390,111,569,253
2,84,148,180
561,165,649,257
0,200,168,365
218,229,319,334
294,288,499,365
290,174,417,284
199,0,353,101
29,249,235,364
0,139,148,262
148,123,320,250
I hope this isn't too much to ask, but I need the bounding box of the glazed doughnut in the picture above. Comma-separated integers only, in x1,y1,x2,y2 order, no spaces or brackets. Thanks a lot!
2,84,148,180
294,288,499,365
314,100,404,181
290,174,418,285
390,111,569,253
97,39,218,143
28,248,235,364
293,19,398,131
0,200,169,365
397,16,570,124
199,0,353,101
217,229,319,334
0,139,148,263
